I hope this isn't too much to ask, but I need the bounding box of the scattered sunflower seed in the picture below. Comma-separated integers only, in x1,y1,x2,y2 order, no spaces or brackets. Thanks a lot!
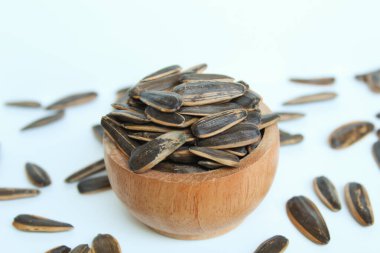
0,188,40,200
128,131,187,173
92,234,121,253
253,235,289,253
13,214,73,232
345,182,374,226
46,92,97,110
45,245,71,253
65,159,106,183
286,196,330,245
5,100,41,108
25,162,51,187
355,69,380,93
313,176,341,211
276,112,305,122
283,92,337,106
329,121,374,149
77,175,111,194
280,130,303,146
21,110,64,131
189,146,240,167
289,77,335,85
70,244,91,253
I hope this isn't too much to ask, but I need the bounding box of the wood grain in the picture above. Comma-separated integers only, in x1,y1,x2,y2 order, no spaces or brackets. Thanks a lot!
104,103,279,240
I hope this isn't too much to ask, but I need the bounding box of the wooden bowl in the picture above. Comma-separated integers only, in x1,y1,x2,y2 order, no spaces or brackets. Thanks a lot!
104,103,279,240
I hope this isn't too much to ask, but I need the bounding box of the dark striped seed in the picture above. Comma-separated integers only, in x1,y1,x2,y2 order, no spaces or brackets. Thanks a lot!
180,73,234,83
108,109,150,124
46,92,97,110
45,245,71,253
313,176,341,211
140,90,183,112
233,89,262,108
283,92,337,106
92,234,121,253
21,110,64,131
286,196,330,245
141,65,182,82
225,147,248,157
77,175,111,194
128,131,187,173
253,235,289,253
289,77,335,85
131,73,181,98
153,162,206,173
13,214,73,232
178,103,242,116
198,160,224,169
189,146,239,167
259,113,280,130
0,188,40,200
329,121,374,149
65,159,106,183
145,106,185,127
25,162,51,187
345,182,374,226
355,69,380,93
5,100,41,108
280,130,303,146
70,244,91,253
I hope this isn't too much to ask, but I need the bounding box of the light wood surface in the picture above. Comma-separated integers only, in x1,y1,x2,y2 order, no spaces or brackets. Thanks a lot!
104,103,280,240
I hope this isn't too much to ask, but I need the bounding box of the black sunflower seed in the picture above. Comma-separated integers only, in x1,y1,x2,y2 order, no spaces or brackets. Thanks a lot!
46,91,97,110
329,121,374,149
21,110,64,131
13,214,73,232
65,159,106,183
25,162,51,187
345,182,374,226
313,176,341,211
77,175,111,194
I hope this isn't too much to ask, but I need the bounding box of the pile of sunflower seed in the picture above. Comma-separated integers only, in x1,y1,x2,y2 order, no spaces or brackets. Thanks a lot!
101,64,279,174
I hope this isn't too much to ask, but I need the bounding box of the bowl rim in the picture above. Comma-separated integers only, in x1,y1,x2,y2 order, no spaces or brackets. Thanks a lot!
104,102,278,183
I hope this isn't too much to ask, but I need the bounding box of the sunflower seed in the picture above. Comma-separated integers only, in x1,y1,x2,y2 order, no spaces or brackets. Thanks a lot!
122,123,175,133
259,113,280,130
355,69,380,93
153,162,206,173
0,188,40,200
5,100,41,108
111,103,141,112
245,109,261,125
130,73,181,98
276,112,305,122
13,214,73,232
237,80,250,89
253,235,289,253
329,121,374,149
92,124,104,143
141,65,182,82
127,97,146,108
286,196,330,244
145,106,185,127
197,123,261,149
65,159,106,183
108,109,150,124
46,92,97,110
225,147,248,157
372,140,380,168
233,89,262,108
128,131,162,141
345,182,374,226
140,90,183,112
280,130,303,146
129,131,187,173
45,245,71,253
189,146,240,167
283,92,337,106
180,73,234,83
182,63,207,74
92,234,121,253
21,110,64,131
173,81,246,106
168,146,199,163
191,109,247,138
198,160,224,169
25,162,51,187
70,244,91,253
101,116,139,157
179,115,199,128
290,77,335,85
77,175,111,194
178,103,242,116
313,176,341,212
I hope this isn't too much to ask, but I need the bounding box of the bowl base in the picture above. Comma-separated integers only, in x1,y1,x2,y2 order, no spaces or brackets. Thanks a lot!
149,220,243,240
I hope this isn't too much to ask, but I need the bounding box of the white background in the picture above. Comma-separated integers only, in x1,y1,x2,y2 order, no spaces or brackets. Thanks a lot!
1,0,380,252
